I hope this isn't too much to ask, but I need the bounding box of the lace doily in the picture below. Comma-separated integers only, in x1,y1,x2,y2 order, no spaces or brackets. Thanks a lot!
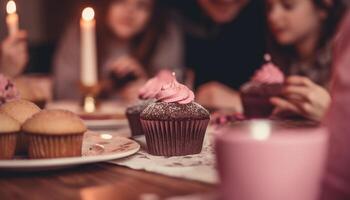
109,127,218,184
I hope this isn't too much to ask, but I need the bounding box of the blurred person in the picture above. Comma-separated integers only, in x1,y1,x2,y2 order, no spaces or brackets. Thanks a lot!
322,10,350,200
170,0,266,112
53,0,184,101
266,0,346,121
0,31,28,77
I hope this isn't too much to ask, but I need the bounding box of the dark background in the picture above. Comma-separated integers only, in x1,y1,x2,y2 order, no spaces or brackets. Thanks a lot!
0,0,83,74
0,0,187,75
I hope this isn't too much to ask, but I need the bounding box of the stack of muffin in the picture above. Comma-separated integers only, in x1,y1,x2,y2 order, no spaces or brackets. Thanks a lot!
0,99,86,160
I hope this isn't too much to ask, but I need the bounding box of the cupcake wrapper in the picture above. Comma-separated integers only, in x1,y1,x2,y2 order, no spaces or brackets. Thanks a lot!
15,132,29,155
141,119,209,156
241,83,283,118
27,134,83,159
0,133,17,159
126,113,144,136
242,95,274,118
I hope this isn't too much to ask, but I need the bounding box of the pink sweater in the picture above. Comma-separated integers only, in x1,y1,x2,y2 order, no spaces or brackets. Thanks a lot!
323,12,350,199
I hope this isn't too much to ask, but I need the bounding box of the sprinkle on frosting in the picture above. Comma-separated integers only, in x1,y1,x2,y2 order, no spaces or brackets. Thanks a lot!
139,70,195,104
140,102,209,120
251,62,284,84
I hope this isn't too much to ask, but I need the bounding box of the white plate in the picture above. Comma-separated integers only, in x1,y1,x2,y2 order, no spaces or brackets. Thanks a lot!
85,119,128,130
46,101,127,115
46,101,128,129
0,131,140,171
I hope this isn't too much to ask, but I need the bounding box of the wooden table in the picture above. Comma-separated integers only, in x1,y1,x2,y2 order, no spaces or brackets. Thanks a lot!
0,163,216,200
0,120,317,200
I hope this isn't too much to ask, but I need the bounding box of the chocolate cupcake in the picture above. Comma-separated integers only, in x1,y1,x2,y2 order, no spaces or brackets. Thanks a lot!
126,99,155,136
0,99,41,154
0,113,20,159
22,109,87,159
140,76,210,156
240,59,284,118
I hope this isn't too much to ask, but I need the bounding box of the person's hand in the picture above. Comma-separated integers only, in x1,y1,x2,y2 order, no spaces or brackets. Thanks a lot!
108,55,146,79
0,31,28,77
119,79,147,102
196,81,242,112
270,76,331,121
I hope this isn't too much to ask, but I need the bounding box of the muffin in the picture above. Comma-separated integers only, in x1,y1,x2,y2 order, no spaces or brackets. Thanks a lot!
0,113,20,159
0,74,19,106
240,60,285,118
0,99,41,154
126,99,155,136
22,109,87,159
140,76,210,156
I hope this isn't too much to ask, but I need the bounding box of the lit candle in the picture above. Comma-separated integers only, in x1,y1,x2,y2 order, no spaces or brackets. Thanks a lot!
80,7,97,87
6,0,19,36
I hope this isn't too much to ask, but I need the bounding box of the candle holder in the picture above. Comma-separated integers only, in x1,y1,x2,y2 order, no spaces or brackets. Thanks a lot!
79,83,101,113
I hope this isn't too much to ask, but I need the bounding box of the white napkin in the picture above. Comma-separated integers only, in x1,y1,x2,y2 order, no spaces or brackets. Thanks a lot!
109,128,218,184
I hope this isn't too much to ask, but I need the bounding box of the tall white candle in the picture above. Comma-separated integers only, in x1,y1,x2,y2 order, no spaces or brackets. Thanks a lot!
80,7,97,87
6,0,19,36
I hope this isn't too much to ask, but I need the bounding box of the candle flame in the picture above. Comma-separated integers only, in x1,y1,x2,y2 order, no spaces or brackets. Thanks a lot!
6,0,16,14
82,7,95,21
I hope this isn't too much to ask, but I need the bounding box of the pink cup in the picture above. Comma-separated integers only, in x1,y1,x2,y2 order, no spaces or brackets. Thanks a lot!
215,120,329,200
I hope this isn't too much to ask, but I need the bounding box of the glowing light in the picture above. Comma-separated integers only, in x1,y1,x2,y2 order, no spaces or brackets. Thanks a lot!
83,96,96,113
6,0,16,14
264,54,272,62
250,120,271,141
100,134,112,140
82,7,95,21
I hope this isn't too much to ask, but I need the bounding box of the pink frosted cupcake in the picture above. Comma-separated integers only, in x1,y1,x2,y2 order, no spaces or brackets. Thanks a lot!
241,58,285,118
126,99,155,136
125,70,175,137
138,70,175,100
0,74,19,106
140,76,210,156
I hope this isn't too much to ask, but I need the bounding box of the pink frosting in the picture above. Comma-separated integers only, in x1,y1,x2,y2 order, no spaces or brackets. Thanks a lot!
139,70,195,104
156,78,195,104
0,74,19,105
251,62,285,84
138,70,174,99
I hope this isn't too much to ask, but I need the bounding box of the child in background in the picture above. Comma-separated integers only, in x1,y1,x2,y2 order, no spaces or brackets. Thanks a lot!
54,0,184,101
266,0,346,121
0,31,28,77
323,10,350,199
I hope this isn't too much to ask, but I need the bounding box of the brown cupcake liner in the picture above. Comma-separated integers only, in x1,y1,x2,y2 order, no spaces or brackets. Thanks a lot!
15,132,29,155
27,133,83,159
126,113,144,136
141,119,209,156
0,133,17,159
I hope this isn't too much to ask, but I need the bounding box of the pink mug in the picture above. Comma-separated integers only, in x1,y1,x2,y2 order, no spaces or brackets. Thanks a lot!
215,120,329,200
